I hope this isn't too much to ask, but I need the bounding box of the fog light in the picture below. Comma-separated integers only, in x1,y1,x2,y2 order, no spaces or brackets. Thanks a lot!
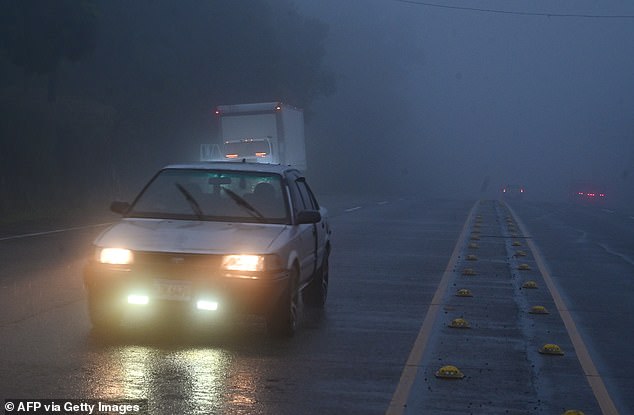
196,300,219,311
128,294,149,305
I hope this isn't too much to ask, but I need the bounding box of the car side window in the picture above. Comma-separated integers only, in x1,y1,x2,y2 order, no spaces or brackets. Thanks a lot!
295,179,317,210
303,180,320,210
286,175,302,211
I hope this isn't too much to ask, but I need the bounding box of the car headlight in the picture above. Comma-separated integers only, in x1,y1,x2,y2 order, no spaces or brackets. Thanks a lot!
221,254,281,272
98,247,134,265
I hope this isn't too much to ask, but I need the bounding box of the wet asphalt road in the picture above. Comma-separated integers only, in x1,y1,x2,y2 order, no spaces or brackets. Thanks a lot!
1,197,632,414
510,201,634,414
0,196,470,415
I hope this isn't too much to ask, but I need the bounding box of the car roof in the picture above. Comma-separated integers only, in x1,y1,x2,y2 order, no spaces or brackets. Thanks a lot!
163,161,301,175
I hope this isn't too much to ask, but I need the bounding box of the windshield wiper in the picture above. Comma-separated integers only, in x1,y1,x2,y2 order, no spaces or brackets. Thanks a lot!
175,183,204,220
221,187,266,222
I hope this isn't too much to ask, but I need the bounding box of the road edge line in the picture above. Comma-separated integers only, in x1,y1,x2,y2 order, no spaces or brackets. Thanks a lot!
0,223,113,241
385,200,479,415
507,203,620,415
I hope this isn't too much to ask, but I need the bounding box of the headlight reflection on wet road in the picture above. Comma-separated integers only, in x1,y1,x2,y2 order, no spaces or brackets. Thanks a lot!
89,345,238,413
177,349,232,412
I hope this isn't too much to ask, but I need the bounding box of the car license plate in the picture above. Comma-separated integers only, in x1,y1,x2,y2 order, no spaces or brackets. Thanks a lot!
154,279,192,301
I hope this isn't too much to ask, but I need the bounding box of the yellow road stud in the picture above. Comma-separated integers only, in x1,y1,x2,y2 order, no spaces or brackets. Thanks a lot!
529,305,549,314
456,288,473,297
539,343,564,355
449,318,471,328
435,365,465,379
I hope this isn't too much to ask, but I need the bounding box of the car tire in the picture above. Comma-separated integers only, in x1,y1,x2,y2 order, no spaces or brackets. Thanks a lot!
266,267,299,337
303,254,328,308
88,294,123,332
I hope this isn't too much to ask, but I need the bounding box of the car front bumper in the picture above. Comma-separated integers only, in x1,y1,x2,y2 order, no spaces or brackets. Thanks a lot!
83,260,290,317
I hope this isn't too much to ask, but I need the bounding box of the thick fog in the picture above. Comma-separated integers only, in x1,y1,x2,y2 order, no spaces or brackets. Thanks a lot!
297,0,634,203
1,0,633,218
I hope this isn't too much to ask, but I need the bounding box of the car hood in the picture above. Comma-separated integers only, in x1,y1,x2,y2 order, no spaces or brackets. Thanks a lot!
94,218,288,254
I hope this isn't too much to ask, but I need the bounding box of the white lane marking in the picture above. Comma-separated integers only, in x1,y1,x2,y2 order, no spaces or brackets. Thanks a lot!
629,216,634,220
598,242,634,266
377,201,388,205
602,209,614,214
386,201,479,415
344,206,362,212
0,223,113,242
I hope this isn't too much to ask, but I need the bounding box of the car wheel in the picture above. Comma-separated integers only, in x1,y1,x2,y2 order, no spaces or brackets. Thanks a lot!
303,254,328,308
88,294,123,332
267,267,299,337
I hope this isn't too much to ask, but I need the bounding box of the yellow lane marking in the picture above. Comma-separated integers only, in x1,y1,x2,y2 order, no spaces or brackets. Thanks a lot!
507,204,619,415
386,201,479,415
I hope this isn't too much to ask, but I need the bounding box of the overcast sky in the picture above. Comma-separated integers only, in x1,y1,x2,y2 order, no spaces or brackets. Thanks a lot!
295,0,634,202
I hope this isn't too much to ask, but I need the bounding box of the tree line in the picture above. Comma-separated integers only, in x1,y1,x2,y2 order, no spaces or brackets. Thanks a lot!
0,0,335,222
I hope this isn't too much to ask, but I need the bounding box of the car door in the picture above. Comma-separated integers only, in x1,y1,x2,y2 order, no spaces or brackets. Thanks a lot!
289,176,318,284
301,179,328,267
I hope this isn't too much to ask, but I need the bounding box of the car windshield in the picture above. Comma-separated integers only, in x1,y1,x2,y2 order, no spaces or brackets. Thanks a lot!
129,169,289,224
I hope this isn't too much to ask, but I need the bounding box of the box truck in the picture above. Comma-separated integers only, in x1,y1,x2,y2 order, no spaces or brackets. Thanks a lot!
201,102,306,170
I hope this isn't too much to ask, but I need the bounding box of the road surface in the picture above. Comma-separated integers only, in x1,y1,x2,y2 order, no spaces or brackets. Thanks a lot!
1,196,632,414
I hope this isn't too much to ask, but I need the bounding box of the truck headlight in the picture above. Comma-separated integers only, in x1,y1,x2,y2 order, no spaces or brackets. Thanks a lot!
221,254,281,272
99,247,134,265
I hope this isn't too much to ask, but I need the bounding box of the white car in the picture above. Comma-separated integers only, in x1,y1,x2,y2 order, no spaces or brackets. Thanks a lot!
84,162,331,337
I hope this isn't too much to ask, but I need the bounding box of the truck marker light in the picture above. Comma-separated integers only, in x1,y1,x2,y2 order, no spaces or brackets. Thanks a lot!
255,152,267,157
225,154,238,159
128,294,149,305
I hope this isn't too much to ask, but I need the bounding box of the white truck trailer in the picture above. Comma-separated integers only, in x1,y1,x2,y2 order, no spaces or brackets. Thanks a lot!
201,102,306,170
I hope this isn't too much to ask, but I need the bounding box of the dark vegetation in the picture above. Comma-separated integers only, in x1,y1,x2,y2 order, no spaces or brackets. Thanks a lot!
0,0,334,222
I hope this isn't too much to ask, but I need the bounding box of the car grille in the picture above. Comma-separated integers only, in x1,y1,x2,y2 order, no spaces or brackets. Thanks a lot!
132,251,222,280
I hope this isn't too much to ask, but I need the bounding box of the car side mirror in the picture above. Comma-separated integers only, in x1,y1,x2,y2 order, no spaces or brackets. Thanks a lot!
296,210,321,224
110,201,130,215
